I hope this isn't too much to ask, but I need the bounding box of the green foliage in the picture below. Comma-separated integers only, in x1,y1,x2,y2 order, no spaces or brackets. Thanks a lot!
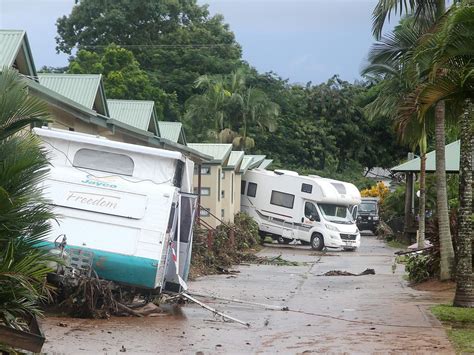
56,0,242,106
68,44,178,120
405,253,438,283
0,69,57,329
184,68,279,150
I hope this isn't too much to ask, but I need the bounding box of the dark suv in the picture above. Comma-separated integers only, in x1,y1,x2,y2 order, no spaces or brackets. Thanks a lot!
356,197,380,234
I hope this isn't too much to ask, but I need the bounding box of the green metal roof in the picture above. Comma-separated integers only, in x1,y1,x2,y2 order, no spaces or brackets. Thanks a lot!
0,30,37,77
107,99,157,134
187,143,232,164
38,74,109,116
239,156,254,174
158,121,186,145
259,159,273,169
391,140,460,173
224,151,244,170
247,155,266,169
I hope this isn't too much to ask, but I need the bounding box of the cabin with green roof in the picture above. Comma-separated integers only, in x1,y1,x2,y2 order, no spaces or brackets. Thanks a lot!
0,30,36,77
222,151,245,222
188,143,233,227
157,121,187,145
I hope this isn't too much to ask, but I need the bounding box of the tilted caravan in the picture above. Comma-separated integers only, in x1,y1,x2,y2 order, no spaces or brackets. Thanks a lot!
241,169,361,250
35,127,197,292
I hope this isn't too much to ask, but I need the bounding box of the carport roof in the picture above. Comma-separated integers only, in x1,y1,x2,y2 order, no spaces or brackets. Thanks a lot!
391,140,460,173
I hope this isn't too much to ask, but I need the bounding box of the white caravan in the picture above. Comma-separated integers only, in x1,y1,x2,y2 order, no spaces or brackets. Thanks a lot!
241,169,361,251
34,127,197,292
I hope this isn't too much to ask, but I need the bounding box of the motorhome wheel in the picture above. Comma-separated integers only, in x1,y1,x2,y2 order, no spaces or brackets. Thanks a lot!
277,236,292,244
310,234,324,251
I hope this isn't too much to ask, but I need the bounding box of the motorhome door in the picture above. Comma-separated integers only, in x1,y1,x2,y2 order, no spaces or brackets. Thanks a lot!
297,201,321,239
162,193,197,293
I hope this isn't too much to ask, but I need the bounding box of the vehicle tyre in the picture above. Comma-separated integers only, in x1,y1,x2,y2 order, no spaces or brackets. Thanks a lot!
277,236,292,244
300,240,310,246
310,234,324,251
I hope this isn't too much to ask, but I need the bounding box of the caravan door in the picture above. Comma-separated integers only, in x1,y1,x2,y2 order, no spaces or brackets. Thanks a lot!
162,193,198,293
297,201,321,242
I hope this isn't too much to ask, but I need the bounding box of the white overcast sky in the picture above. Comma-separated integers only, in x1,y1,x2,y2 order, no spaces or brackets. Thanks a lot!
0,0,397,84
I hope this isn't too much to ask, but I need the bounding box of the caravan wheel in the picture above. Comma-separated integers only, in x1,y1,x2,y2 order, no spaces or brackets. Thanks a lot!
310,234,324,251
277,236,292,244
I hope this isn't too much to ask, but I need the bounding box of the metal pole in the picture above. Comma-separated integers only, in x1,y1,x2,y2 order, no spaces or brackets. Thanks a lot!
176,194,181,275
197,164,202,225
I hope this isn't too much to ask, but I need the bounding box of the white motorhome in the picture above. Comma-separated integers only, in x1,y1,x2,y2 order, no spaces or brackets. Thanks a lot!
241,169,361,251
34,127,197,292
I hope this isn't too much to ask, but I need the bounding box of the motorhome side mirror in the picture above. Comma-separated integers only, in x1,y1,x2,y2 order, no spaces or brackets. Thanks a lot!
309,216,315,222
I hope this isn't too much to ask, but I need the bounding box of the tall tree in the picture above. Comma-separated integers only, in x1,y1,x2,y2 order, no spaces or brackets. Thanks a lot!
55,0,242,107
68,44,178,120
408,3,474,305
371,0,456,278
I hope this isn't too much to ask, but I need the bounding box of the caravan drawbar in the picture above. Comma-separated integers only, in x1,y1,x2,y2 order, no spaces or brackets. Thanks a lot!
241,169,362,251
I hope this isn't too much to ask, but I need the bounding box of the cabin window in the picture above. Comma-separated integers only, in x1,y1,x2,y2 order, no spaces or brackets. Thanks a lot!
221,209,225,218
221,190,225,199
193,187,210,196
218,169,221,201
247,182,257,197
241,180,246,195
221,171,225,179
231,174,234,203
194,166,211,175
270,190,295,209
73,148,134,176
301,183,313,194
200,209,210,217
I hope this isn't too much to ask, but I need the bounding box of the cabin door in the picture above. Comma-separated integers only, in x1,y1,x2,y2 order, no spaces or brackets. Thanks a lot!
162,193,198,293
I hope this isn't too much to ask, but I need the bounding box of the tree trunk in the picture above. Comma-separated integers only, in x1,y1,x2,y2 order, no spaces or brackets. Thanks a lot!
435,101,455,280
453,103,473,307
418,152,427,249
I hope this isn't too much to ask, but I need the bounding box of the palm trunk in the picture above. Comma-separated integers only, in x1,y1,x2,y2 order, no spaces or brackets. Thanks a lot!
453,102,473,308
418,151,427,249
435,101,455,280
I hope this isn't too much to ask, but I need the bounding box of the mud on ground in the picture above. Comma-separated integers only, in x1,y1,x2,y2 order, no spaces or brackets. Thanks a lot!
41,236,454,354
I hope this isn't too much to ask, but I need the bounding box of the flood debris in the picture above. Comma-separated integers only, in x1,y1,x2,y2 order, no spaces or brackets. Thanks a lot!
319,268,376,276
241,254,303,266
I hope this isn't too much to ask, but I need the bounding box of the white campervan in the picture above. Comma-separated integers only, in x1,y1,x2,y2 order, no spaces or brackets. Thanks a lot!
34,127,197,292
241,169,361,251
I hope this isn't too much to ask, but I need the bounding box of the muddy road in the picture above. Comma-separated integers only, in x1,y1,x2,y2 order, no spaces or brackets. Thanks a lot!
42,236,453,354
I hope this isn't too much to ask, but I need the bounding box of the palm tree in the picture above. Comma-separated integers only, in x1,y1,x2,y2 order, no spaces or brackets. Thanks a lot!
407,3,474,305
371,0,456,279
363,18,431,248
184,69,279,151
0,68,56,328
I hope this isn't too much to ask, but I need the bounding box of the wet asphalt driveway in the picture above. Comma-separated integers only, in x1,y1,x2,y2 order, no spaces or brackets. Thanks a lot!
42,235,454,354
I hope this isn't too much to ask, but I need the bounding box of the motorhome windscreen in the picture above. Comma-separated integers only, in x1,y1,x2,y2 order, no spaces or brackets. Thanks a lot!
359,202,377,213
318,204,353,224
73,148,134,176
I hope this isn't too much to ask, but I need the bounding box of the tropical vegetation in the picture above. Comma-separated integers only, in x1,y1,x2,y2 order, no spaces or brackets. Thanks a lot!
0,68,56,329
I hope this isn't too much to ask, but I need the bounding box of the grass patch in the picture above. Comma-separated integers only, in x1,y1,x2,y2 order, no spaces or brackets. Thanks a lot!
386,239,410,249
431,305,474,353
432,305,474,323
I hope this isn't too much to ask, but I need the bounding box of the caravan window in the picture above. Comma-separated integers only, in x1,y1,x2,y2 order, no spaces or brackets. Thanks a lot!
301,183,313,194
241,180,246,195
247,182,257,197
73,148,134,176
270,190,294,209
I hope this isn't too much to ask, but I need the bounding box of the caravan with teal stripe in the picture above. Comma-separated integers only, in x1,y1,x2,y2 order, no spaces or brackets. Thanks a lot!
35,127,197,292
